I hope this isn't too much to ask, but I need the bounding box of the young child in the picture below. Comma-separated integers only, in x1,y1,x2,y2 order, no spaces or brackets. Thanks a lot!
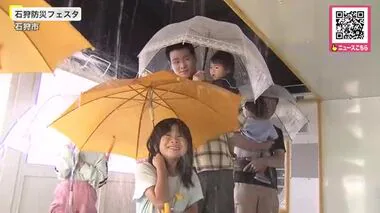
133,118,203,213
209,51,239,94
236,97,279,184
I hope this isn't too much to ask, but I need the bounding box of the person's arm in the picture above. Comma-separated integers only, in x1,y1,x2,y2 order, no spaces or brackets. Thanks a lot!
261,150,285,168
264,126,286,168
144,186,166,210
227,138,236,158
134,161,169,211
227,132,274,151
145,154,170,210
153,164,169,204
244,127,286,172
245,149,285,173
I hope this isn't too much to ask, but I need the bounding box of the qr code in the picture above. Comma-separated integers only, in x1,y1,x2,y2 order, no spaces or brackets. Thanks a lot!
330,6,370,52
335,10,365,40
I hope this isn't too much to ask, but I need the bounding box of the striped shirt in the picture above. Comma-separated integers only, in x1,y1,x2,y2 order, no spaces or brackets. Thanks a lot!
193,134,234,173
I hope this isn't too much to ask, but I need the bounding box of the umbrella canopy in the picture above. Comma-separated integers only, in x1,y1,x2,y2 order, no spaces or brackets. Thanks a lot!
138,16,273,101
239,84,309,141
51,71,241,159
0,94,78,154
0,0,92,73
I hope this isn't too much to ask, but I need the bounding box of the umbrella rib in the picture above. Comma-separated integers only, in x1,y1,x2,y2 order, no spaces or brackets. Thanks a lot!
151,90,179,118
106,95,171,111
115,98,171,111
105,96,171,111
154,87,219,114
105,96,145,101
274,112,293,141
150,100,172,111
274,107,309,141
153,97,188,101
135,88,150,159
102,85,146,99
0,7,53,71
79,88,148,150
51,85,147,125
152,81,236,118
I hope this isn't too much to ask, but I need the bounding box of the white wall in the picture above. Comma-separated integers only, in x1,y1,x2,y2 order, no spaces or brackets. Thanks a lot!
321,97,380,213
289,101,319,213
0,74,12,135
290,178,319,213
0,73,41,213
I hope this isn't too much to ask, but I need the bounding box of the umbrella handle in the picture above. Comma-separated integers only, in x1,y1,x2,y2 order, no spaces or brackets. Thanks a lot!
202,47,209,71
163,202,170,213
147,89,155,126
105,136,116,161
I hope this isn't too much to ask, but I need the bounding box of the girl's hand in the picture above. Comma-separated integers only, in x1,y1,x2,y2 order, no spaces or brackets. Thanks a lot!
153,154,167,172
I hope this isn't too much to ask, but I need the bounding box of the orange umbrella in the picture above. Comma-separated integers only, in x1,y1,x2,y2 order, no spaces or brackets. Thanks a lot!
0,0,92,73
51,71,241,159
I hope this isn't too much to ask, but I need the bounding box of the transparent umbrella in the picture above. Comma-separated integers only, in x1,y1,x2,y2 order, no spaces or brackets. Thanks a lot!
0,94,79,154
0,93,108,213
138,16,273,101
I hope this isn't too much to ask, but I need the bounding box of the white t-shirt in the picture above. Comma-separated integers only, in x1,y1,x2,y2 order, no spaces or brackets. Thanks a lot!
133,162,203,213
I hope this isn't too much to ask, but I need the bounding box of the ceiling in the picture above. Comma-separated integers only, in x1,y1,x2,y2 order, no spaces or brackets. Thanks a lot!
47,0,309,93
227,0,379,100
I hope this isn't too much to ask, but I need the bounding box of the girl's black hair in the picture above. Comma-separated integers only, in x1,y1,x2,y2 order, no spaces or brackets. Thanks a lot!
146,118,194,188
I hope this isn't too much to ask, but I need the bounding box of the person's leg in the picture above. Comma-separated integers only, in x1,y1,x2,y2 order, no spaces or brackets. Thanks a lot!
73,181,98,213
87,185,98,213
49,181,70,213
215,170,234,213
198,170,234,213
234,183,259,213
257,186,279,213
197,171,210,213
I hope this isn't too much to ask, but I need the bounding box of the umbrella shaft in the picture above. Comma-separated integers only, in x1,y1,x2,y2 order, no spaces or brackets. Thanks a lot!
147,89,155,124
